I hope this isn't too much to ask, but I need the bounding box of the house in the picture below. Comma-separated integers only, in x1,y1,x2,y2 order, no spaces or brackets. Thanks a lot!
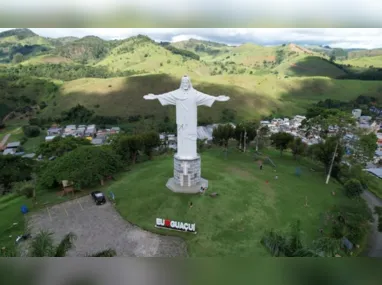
352,109,362,118
111,127,120,133
365,168,382,179
96,130,109,139
65,125,76,131
85,125,96,136
45,136,57,142
3,148,16,155
22,153,36,159
47,127,62,136
75,127,86,137
6,142,20,149
167,134,177,150
360,116,372,122
374,150,382,164
91,138,105,146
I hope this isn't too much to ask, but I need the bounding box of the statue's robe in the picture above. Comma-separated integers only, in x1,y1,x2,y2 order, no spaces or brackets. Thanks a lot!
157,88,216,159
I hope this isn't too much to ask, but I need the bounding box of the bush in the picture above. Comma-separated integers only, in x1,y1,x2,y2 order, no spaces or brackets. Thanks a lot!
12,181,34,198
344,179,364,198
22,125,41,138
38,146,123,190
20,136,28,145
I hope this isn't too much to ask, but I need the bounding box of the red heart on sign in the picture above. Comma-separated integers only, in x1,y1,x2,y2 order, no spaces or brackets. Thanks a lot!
165,219,171,227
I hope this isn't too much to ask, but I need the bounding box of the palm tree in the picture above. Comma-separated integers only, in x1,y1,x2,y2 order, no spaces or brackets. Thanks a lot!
30,230,76,257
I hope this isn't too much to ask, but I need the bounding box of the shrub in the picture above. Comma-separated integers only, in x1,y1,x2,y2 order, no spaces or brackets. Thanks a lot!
38,146,123,190
344,179,363,198
12,181,34,198
39,101,47,110
20,136,28,145
23,125,41,137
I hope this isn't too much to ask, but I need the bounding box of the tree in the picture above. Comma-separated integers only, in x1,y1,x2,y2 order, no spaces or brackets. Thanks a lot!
38,146,123,190
288,137,307,160
112,134,143,164
221,108,237,123
270,132,294,156
22,125,41,137
256,125,270,151
142,131,161,160
354,133,378,163
60,104,94,124
329,52,336,62
305,110,355,184
30,230,76,257
212,124,235,150
313,136,343,176
12,180,34,198
12,53,24,64
344,179,364,198
197,138,207,153
0,156,34,191
234,121,258,152
37,136,91,158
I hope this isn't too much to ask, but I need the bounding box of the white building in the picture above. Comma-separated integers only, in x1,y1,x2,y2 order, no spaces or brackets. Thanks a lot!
352,109,362,119
45,136,57,142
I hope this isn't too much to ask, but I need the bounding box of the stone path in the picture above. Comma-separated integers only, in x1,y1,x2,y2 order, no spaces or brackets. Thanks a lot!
25,196,188,257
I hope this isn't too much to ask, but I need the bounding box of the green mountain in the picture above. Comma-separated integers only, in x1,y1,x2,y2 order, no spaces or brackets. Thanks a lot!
0,29,382,125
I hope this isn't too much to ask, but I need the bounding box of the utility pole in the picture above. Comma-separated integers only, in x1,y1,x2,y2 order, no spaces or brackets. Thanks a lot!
326,140,339,185
243,128,247,152
255,129,259,152
239,131,242,151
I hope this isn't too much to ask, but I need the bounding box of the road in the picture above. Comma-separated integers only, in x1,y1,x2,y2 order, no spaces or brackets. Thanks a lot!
0,133,10,150
361,190,382,257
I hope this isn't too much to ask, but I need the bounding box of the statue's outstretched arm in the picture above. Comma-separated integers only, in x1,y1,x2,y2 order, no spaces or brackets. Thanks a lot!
195,91,230,107
143,91,176,106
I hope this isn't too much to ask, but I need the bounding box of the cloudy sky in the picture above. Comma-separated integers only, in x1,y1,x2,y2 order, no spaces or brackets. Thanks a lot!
1,28,382,49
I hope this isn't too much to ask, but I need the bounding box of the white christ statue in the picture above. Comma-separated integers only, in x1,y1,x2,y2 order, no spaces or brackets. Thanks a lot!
143,75,230,159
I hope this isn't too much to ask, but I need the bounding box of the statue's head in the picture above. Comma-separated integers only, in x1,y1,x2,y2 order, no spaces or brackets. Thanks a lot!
180,75,192,91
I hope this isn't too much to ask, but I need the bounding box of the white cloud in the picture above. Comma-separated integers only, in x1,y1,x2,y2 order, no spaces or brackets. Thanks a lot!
1,28,382,49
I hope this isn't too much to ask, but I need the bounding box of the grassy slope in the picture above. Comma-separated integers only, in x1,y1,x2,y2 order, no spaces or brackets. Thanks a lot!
276,55,346,77
95,39,211,77
348,49,382,59
341,55,382,68
108,148,354,257
171,39,230,60
0,35,52,47
21,55,74,65
0,194,30,250
38,73,382,122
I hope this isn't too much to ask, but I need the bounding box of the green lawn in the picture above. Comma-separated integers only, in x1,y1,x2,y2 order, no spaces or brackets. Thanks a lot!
0,194,31,250
366,174,382,199
22,133,45,153
0,120,27,142
107,148,352,257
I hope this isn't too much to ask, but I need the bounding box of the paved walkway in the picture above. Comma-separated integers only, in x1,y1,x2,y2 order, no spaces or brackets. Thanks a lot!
25,196,188,257
361,190,382,257
0,134,10,149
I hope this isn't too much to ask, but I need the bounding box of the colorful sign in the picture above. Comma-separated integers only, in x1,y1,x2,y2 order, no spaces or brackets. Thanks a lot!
155,218,196,233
